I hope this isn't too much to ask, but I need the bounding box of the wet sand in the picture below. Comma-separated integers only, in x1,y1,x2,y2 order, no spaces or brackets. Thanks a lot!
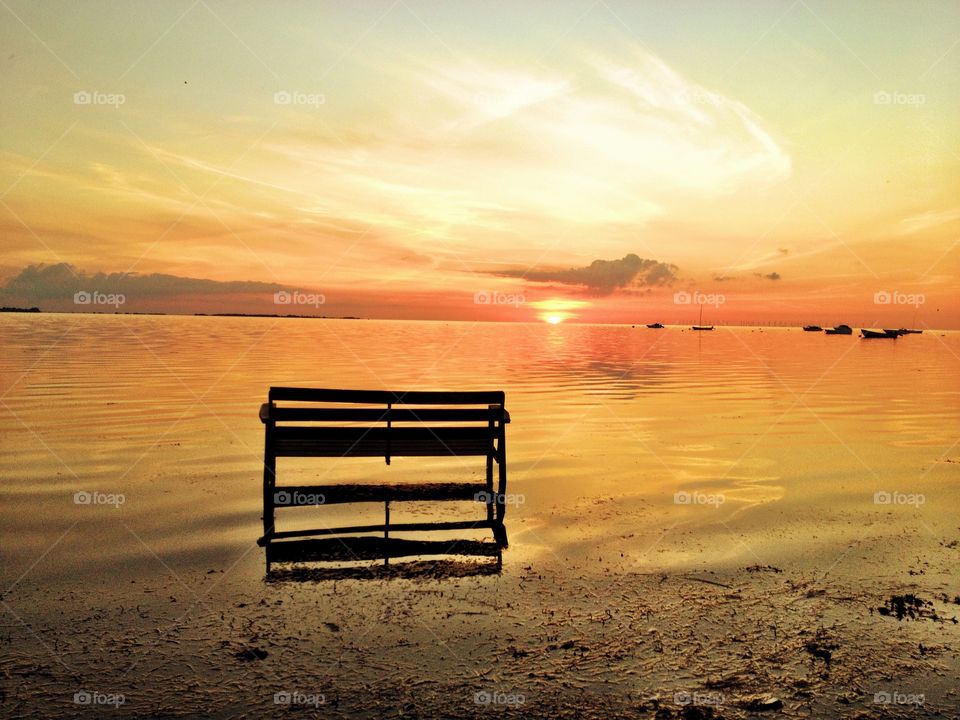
3,543,958,719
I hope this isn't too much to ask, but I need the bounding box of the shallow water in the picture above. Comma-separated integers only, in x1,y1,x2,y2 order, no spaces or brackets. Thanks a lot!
2,315,959,719
1,314,957,586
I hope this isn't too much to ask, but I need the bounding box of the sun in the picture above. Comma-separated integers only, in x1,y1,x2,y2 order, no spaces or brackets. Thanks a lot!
530,298,588,324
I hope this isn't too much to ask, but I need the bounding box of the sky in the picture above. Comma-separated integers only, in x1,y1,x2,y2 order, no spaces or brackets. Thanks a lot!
0,1,958,326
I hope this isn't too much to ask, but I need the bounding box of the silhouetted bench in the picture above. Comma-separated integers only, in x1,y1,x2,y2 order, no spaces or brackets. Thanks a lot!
256,388,510,571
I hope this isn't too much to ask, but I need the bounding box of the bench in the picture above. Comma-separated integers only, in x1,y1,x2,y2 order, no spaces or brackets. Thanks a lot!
256,388,510,571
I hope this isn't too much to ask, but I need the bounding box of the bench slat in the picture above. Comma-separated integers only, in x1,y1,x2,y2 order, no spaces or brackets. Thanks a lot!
274,482,489,505
266,407,506,423
262,519,497,541
269,387,505,405
266,536,501,562
272,426,494,457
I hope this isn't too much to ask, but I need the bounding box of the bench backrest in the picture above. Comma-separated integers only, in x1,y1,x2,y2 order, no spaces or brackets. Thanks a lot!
263,387,507,460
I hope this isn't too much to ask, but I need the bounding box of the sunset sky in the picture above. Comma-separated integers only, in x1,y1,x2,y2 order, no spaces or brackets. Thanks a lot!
1,1,958,326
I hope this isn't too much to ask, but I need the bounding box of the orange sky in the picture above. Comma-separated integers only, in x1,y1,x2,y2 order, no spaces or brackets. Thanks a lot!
0,2,957,326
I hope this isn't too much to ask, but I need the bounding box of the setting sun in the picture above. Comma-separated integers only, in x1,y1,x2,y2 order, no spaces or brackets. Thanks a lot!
531,299,590,325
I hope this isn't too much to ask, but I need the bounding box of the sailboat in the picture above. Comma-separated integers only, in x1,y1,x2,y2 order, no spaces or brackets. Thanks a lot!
691,304,713,331
898,308,922,334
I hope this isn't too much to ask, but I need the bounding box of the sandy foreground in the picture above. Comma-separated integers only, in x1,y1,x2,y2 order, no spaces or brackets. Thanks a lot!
2,522,957,720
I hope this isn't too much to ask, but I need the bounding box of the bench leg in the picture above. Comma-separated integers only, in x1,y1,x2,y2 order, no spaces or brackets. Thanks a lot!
384,500,390,566
262,437,276,572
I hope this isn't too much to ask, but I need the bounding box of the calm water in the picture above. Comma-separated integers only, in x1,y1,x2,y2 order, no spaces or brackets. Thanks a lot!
1,314,958,587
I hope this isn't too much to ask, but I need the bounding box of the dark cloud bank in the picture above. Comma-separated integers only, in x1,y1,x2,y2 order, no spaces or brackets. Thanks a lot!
2,263,284,301
489,253,678,294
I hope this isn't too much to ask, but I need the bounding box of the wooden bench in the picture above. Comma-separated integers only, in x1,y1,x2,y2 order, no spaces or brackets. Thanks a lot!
256,388,510,571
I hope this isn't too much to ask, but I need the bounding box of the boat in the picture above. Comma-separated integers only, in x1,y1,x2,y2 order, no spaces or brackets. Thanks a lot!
883,329,904,337
802,325,823,332
825,324,852,335
690,305,714,331
646,323,664,329
861,329,897,339
898,328,922,335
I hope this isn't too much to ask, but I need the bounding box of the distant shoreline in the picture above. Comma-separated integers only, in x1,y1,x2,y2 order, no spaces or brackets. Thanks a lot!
0,307,954,331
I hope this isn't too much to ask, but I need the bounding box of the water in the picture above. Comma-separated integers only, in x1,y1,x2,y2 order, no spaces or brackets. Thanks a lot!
2,313,957,587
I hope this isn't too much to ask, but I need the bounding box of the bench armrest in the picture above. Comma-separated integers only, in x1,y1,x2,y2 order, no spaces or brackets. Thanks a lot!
259,402,272,423
487,404,510,423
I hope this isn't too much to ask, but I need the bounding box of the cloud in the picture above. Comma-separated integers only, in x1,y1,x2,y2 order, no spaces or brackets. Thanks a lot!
252,45,792,244
487,253,678,294
1,263,285,301
897,208,960,236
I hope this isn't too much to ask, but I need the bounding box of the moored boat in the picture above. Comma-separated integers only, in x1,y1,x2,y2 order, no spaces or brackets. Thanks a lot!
647,322,664,329
802,325,823,332
825,324,852,335
861,328,897,339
